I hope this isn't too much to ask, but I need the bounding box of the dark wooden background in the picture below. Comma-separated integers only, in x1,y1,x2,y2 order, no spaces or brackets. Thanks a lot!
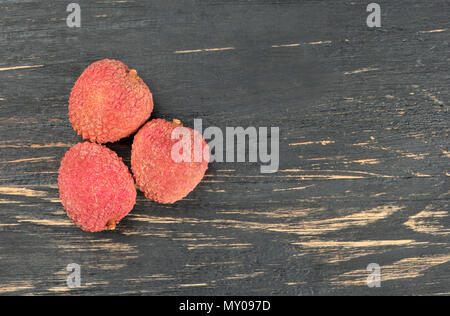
0,0,448,296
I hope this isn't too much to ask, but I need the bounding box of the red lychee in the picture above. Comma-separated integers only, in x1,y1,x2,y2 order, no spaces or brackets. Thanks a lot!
131,119,210,204
58,142,136,232
69,59,153,144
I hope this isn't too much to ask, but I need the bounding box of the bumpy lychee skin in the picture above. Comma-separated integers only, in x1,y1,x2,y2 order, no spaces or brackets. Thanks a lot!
69,59,153,144
132,119,210,204
58,142,137,232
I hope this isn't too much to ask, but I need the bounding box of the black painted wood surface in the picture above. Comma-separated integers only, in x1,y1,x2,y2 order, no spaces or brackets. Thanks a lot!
0,0,448,295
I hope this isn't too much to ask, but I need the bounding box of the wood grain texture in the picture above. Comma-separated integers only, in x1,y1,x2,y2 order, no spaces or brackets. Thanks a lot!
0,0,448,295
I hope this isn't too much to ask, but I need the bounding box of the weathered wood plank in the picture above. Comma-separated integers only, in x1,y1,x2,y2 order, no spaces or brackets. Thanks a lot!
0,0,448,295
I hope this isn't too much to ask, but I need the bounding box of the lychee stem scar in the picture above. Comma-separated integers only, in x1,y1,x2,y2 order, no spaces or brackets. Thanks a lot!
127,69,140,82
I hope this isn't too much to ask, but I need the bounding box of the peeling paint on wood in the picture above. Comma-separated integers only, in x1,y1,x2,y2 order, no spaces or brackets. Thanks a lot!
0,0,448,296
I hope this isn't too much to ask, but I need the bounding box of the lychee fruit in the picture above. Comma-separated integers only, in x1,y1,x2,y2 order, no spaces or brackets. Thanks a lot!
131,119,210,204
58,142,136,232
69,59,154,144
